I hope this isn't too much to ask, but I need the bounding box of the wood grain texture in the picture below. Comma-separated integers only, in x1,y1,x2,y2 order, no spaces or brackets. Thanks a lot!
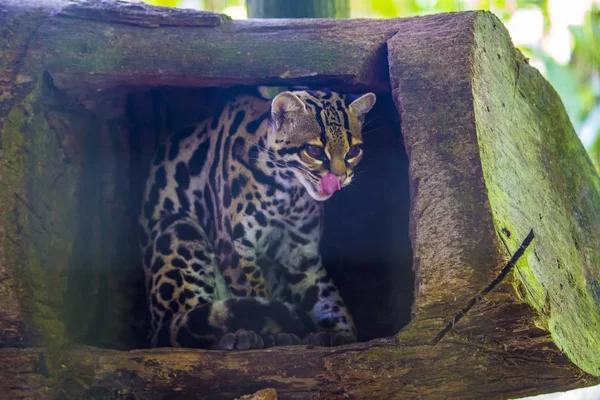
471,13,600,375
388,11,503,331
389,9,600,377
58,0,230,27
0,340,593,400
36,16,402,103
0,72,98,348
0,0,64,133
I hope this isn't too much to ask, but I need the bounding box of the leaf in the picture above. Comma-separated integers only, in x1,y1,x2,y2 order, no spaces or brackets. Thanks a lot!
145,0,181,7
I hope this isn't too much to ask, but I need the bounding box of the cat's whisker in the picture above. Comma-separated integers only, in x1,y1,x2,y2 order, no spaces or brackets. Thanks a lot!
292,165,315,174
362,115,381,130
361,127,381,136
247,156,284,164
246,154,285,163
242,137,273,152
246,155,314,176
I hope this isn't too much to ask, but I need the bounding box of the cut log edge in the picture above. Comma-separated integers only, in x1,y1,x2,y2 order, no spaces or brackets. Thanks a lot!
0,338,598,400
56,0,231,28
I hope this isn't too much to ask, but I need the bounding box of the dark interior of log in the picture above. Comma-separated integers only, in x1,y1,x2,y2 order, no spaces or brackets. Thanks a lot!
321,93,413,341
68,85,413,348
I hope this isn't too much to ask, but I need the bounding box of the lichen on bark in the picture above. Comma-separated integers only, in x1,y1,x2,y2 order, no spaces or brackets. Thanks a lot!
472,12,600,375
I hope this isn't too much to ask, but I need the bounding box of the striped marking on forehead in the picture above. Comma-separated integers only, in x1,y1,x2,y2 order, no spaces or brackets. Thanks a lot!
302,93,353,151
303,93,350,129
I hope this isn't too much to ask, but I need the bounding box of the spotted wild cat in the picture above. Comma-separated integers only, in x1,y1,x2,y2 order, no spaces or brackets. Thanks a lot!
139,89,376,350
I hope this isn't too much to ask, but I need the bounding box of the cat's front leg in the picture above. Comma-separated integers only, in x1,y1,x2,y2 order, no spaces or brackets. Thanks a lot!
289,255,357,346
219,237,271,298
218,239,318,347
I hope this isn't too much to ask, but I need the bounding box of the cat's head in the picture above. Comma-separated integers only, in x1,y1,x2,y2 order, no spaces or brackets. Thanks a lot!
269,90,376,201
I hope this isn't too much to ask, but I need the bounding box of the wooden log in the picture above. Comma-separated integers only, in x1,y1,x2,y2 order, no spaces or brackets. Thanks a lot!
471,15,600,375
23,5,401,107
388,10,600,376
0,340,593,400
0,1,41,342
0,1,598,398
58,0,230,28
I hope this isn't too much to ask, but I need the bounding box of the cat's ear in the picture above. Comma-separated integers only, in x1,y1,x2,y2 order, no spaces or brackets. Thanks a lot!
271,91,306,129
348,93,376,123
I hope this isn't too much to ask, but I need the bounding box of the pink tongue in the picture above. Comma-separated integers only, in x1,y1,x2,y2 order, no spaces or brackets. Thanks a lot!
320,173,341,195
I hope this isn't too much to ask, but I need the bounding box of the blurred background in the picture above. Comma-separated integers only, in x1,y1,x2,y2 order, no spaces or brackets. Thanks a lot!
140,0,600,172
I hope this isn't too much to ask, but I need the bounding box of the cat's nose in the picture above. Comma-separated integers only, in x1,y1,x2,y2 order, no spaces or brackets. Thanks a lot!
330,159,346,177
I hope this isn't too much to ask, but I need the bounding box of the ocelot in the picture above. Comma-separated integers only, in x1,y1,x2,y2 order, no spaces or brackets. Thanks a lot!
139,89,376,350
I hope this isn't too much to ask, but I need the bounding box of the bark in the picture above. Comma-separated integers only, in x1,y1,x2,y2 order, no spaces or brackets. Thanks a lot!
43,16,394,104
59,0,230,27
247,0,350,18
0,340,592,400
0,1,599,398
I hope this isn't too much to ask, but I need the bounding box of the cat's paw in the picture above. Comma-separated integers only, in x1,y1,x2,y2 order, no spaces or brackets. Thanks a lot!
262,333,302,348
216,329,264,350
302,331,355,347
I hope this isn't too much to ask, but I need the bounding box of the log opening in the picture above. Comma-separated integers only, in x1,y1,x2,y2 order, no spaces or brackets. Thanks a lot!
70,85,414,349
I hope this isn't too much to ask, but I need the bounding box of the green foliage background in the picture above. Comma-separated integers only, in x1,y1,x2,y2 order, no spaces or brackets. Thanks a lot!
142,0,600,171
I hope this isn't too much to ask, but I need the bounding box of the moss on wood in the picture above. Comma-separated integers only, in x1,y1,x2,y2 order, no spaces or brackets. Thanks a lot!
0,80,68,347
472,13,600,375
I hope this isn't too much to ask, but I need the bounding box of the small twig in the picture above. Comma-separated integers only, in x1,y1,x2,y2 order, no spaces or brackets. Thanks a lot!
431,229,535,345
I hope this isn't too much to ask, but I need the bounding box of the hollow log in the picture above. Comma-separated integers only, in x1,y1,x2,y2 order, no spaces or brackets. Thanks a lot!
0,1,599,399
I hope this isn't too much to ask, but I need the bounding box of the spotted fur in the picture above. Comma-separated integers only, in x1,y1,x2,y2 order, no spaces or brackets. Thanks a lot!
140,90,376,349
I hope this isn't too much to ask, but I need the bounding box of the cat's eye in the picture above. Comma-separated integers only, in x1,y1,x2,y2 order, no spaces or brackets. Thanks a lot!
305,145,325,159
346,145,362,159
